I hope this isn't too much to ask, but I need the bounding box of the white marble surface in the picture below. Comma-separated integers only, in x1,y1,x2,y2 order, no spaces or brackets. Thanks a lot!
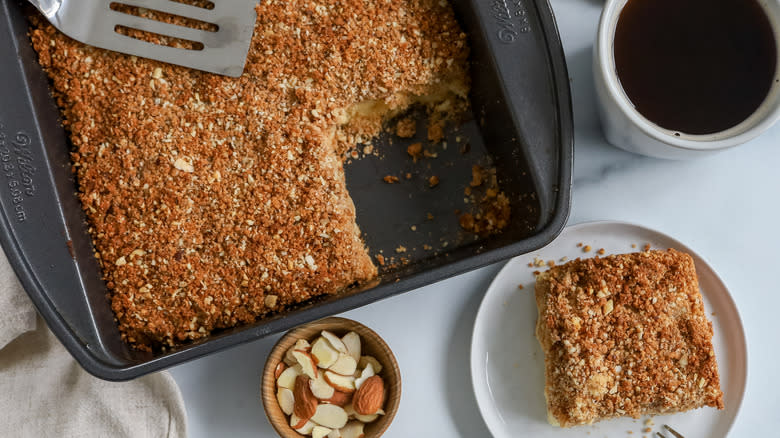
170,0,780,436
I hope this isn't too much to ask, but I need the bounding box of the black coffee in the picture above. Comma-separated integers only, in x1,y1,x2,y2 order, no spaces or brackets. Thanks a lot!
614,0,777,135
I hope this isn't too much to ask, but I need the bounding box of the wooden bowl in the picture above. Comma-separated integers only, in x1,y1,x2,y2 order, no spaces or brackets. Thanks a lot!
262,317,401,437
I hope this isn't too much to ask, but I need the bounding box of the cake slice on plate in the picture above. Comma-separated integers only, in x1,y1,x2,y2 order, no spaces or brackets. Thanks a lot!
534,249,724,427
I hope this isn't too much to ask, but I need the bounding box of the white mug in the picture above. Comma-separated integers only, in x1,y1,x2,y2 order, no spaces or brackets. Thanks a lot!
593,0,780,159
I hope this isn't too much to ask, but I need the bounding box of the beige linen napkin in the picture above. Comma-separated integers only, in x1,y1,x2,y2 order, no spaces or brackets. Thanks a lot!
0,249,187,438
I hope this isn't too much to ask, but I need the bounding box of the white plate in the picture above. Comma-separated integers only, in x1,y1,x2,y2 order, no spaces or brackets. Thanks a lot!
470,221,747,438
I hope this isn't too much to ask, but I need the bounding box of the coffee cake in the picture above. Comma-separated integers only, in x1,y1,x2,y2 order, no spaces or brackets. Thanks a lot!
534,249,723,427
29,0,470,350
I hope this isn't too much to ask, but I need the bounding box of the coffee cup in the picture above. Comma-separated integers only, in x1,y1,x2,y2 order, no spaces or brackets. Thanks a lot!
593,0,780,159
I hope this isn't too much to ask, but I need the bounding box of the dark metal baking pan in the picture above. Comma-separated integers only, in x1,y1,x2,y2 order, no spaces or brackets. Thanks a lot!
0,0,572,380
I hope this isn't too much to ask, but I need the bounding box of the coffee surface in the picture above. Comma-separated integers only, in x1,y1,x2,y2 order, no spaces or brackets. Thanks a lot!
615,0,777,135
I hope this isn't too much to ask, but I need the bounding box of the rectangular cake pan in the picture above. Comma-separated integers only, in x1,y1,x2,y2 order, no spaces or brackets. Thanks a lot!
0,0,572,380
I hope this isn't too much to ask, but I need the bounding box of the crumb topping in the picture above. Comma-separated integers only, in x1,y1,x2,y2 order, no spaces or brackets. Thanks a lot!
534,249,724,427
29,0,469,350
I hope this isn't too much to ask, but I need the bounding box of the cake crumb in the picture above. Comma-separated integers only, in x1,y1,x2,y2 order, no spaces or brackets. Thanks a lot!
457,166,510,236
470,164,485,187
577,242,583,247
383,175,400,184
428,120,444,143
518,284,524,290
631,243,637,248
395,246,407,253
428,175,440,187
407,142,423,161
458,213,474,230
643,243,651,251
396,117,416,138
597,248,606,255
375,254,385,266
583,245,592,252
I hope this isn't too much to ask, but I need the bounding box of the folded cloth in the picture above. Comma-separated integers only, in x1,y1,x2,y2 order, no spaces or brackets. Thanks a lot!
0,249,187,438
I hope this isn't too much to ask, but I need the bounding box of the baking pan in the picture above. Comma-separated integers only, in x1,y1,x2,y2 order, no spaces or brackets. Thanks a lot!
0,0,572,380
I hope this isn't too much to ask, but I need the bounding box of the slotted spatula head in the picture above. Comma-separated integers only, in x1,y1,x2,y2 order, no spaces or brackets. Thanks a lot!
29,0,258,77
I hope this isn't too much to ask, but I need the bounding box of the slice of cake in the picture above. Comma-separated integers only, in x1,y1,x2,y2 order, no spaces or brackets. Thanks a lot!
534,249,724,427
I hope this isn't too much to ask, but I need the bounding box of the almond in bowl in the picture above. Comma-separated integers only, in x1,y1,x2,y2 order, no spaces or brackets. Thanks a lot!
262,317,400,438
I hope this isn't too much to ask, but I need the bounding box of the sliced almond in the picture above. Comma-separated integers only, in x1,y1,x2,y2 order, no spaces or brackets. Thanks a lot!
312,336,340,369
321,330,348,353
290,413,312,432
358,356,382,374
312,425,333,438
328,354,357,375
293,350,319,379
277,364,302,390
324,390,351,407
310,372,336,400
310,404,349,429
341,331,361,362
276,387,295,416
324,370,356,393
344,403,356,418
283,351,297,367
339,421,365,438
293,375,318,421
274,362,287,380
354,363,375,390
284,339,311,365
353,412,378,423
352,375,384,415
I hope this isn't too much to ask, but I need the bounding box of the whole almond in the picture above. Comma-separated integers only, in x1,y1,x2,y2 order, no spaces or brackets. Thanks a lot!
352,375,384,415
293,375,318,420
326,390,352,407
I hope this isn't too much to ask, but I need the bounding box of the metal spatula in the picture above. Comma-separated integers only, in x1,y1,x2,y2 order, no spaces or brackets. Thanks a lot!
28,0,258,77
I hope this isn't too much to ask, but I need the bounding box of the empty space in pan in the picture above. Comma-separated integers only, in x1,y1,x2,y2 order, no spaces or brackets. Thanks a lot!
345,109,540,278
